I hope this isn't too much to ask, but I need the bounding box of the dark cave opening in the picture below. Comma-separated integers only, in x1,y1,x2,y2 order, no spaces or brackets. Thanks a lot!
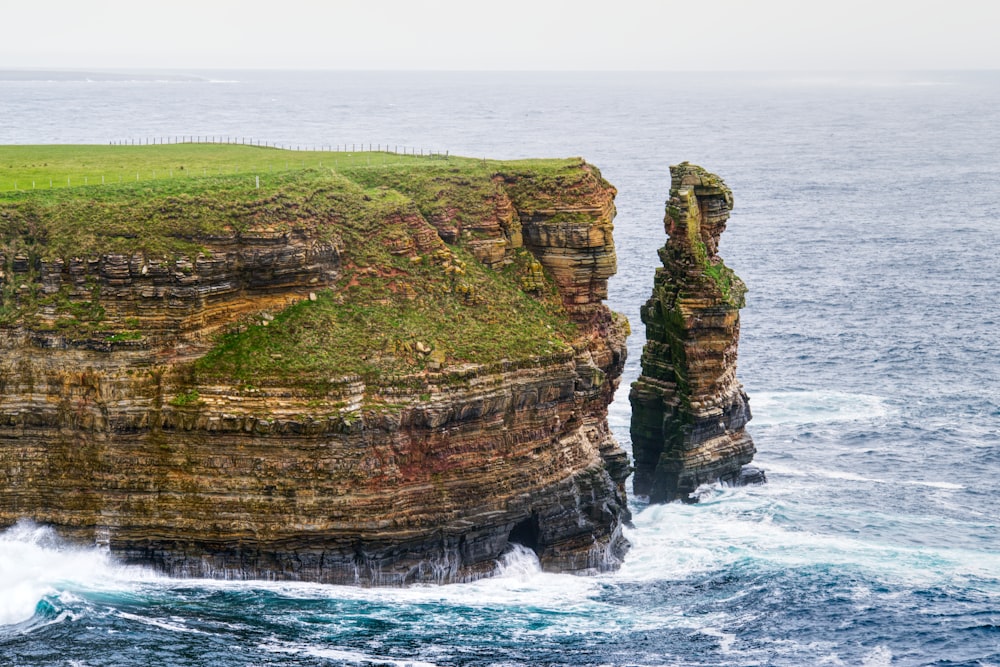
507,514,540,555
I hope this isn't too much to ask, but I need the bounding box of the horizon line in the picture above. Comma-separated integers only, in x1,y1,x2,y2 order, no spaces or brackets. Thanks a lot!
2,66,999,74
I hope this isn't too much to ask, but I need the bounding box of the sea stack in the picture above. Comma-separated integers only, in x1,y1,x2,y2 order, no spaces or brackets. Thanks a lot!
629,163,759,503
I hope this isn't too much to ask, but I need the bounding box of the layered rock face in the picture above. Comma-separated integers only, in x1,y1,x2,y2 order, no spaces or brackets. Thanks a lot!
0,159,629,583
629,163,757,503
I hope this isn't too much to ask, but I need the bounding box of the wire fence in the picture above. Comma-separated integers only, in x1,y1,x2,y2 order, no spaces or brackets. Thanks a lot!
107,136,448,156
2,139,461,193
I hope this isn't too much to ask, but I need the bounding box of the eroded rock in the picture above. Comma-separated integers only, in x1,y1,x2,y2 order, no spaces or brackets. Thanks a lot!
0,159,630,583
629,163,759,503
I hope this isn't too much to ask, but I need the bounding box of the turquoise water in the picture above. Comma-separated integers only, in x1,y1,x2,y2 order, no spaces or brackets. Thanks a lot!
1,70,999,665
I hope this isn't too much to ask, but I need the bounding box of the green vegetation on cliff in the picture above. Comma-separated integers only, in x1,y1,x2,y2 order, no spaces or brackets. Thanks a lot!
0,144,431,194
0,145,609,384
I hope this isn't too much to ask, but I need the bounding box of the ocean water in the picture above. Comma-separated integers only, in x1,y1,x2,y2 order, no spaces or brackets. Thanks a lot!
1,70,999,666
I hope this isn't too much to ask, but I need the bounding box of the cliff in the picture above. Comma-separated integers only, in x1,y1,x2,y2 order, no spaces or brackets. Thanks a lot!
0,151,630,583
629,163,758,503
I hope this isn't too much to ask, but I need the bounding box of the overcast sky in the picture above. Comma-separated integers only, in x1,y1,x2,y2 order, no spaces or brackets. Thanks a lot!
3,0,998,71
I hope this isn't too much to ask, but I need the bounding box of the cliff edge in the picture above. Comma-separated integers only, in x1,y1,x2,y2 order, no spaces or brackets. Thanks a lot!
0,149,629,583
629,163,758,503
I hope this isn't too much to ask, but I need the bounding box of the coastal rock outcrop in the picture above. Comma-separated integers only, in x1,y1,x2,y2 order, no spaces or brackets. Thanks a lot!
0,157,629,583
629,163,758,503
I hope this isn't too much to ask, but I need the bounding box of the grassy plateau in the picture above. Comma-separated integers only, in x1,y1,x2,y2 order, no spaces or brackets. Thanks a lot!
0,144,603,387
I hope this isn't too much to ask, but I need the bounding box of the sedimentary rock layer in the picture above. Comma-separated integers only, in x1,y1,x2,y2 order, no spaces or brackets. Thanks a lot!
629,163,756,503
0,157,629,583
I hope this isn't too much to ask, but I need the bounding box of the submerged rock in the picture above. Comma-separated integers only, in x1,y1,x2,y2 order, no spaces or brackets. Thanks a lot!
629,163,760,503
738,465,768,486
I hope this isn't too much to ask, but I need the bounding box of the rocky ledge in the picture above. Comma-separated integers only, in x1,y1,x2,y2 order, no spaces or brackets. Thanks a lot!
0,153,629,583
629,163,760,503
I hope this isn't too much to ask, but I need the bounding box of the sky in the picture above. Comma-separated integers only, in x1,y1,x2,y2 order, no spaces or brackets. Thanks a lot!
2,0,999,71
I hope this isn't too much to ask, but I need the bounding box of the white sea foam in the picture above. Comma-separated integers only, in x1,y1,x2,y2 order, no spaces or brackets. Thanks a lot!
698,627,737,653
263,641,439,667
0,521,158,626
173,541,609,627
905,480,965,490
0,520,599,628
750,390,889,427
762,462,965,491
861,646,894,667
495,543,543,578
1,490,994,648
115,611,209,635
619,493,1000,587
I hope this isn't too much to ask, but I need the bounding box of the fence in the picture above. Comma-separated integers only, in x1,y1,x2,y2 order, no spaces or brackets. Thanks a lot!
107,136,448,157
2,140,462,193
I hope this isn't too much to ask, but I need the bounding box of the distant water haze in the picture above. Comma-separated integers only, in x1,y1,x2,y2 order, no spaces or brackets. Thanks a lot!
0,70,205,82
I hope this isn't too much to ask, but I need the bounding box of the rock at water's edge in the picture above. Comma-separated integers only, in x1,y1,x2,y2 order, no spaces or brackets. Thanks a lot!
0,158,630,583
629,163,759,503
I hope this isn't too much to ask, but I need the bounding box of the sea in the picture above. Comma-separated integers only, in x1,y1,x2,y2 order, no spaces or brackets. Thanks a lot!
0,69,998,666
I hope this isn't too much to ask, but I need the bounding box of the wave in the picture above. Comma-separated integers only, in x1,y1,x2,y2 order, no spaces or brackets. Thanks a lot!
612,387,891,435
617,489,1000,588
0,521,159,626
749,390,889,427
249,543,605,613
5,487,993,632
262,641,439,667
2,506,997,666
0,522,604,630
114,610,210,635
861,646,895,667
761,462,965,490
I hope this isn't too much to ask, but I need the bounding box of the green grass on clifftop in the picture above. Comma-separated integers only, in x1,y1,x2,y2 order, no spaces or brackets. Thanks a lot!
0,144,431,194
0,145,599,384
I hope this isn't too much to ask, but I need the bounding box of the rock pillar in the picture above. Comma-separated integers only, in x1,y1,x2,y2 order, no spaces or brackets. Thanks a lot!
629,163,758,503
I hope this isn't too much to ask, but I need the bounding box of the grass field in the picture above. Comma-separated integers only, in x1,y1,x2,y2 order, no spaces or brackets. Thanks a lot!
0,143,454,194
0,144,602,383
